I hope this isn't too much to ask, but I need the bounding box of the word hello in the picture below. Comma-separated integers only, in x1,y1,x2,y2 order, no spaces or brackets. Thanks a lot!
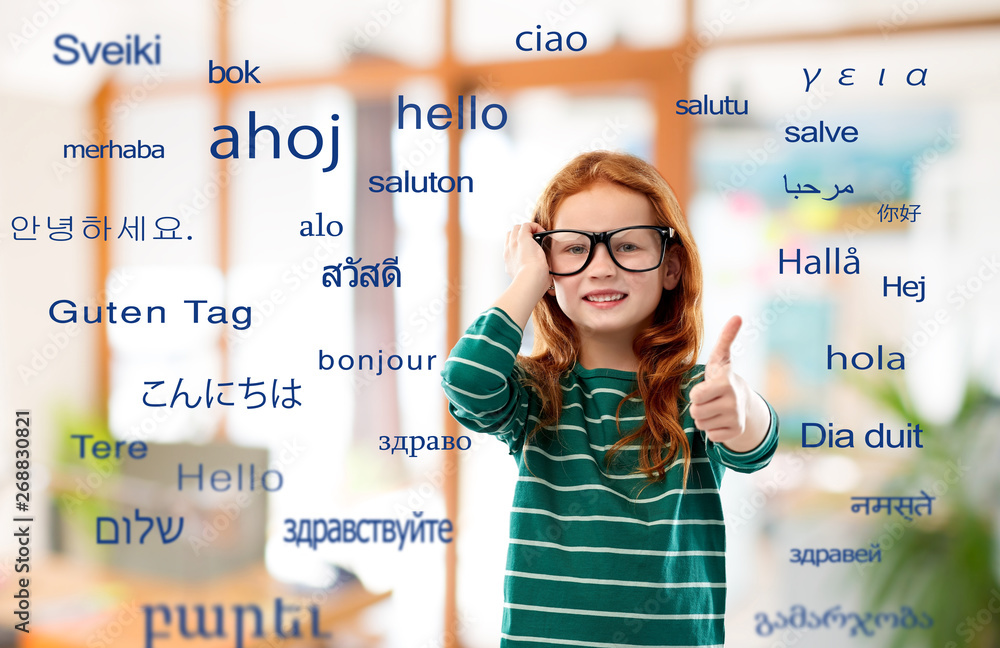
801,422,925,449
398,94,507,130
178,463,284,492
54,33,160,65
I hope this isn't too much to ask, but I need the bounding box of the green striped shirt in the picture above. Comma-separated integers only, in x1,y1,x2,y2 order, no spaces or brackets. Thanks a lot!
442,308,779,647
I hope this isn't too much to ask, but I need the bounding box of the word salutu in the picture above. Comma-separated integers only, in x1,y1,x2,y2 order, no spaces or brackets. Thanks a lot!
322,257,400,288
802,422,924,448
783,175,852,201
850,491,934,521
675,95,748,115
790,544,881,566
379,434,472,458
756,605,932,637
284,513,453,550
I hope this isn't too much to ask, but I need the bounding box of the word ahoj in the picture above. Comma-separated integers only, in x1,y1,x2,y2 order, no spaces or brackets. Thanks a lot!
211,111,340,173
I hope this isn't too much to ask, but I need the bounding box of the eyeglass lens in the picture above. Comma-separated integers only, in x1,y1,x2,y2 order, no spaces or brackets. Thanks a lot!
539,228,664,274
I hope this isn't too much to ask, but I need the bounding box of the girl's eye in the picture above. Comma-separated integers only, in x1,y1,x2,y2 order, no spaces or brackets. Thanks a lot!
566,245,589,255
617,243,639,253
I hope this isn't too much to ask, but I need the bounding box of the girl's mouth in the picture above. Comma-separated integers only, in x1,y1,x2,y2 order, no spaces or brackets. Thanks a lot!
584,292,627,303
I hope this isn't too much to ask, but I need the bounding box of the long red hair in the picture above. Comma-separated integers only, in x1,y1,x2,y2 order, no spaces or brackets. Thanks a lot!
518,151,704,483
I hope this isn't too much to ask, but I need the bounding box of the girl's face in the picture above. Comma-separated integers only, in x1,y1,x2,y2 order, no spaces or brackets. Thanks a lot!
549,181,680,344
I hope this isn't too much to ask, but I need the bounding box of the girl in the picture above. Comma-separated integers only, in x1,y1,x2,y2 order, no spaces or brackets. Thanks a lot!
441,151,778,647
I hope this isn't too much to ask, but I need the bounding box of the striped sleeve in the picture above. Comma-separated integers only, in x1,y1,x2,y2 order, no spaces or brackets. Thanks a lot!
706,398,779,474
441,307,532,454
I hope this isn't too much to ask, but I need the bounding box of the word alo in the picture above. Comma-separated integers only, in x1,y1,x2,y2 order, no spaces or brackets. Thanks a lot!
144,598,329,648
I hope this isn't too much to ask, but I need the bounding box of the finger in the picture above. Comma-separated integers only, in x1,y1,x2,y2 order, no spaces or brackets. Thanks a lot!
708,315,742,368
689,380,729,405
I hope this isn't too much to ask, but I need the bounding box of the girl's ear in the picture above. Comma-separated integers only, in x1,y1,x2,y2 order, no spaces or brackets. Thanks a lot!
662,247,681,290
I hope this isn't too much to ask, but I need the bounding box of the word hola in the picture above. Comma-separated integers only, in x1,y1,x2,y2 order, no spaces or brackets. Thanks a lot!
803,67,928,91
515,26,587,52
144,597,330,648
779,247,859,275
209,59,260,84
675,95,748,115
54,33,161,65
801,421,925,449
398,94,507,130
884,275,925,303
827,345,904,371
299,212,343,237
97,509,183,544
211,111,340,173
178,463,284,492
784,121,859,143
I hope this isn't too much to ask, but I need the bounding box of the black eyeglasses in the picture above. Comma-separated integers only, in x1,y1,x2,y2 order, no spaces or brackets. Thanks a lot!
532,226,677,276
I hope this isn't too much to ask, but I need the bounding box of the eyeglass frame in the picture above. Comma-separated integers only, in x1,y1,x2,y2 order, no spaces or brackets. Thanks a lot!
532,225,678,276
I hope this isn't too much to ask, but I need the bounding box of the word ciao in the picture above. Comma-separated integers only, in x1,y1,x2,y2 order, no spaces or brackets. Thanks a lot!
515,26,587,52
379,434,472,458
283,513,454,550
755,605,932,638
53,33,160,65
801,422,924,448
97,509,183,545
144,598,331,648
790,544,881,566
803,67,929,91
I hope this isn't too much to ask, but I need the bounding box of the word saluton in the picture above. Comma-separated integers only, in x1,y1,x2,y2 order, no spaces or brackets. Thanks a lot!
779,247,859,274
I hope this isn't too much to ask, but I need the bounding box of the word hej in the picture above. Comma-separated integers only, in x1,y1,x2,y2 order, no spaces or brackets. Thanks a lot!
49,299,251,330
755,605,932,638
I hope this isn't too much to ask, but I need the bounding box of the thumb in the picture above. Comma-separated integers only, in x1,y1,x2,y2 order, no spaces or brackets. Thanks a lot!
707,315,742,374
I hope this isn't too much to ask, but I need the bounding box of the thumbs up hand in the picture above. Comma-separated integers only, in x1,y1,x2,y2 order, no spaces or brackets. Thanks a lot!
689,316,771,452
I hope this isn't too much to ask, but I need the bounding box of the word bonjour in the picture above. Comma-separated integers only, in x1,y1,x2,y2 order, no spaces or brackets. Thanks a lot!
319,350,437,374
283,513,454,550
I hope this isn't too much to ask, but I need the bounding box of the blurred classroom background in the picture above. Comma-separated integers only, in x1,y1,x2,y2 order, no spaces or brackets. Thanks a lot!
1,0,999,646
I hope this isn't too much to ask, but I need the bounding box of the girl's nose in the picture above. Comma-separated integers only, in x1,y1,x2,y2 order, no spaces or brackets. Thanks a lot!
587,243,617,277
